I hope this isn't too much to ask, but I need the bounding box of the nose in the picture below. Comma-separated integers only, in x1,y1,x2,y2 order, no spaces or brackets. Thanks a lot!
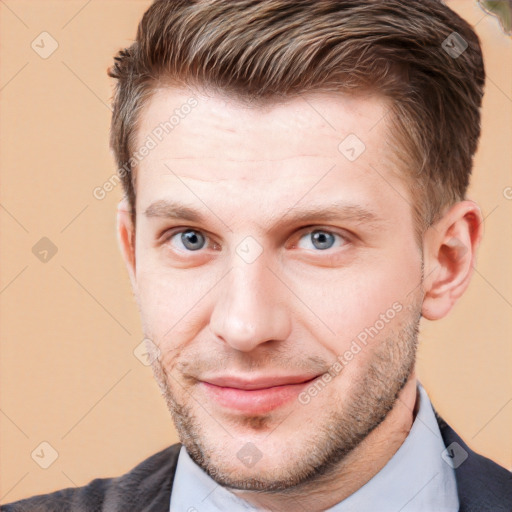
209,255,292,352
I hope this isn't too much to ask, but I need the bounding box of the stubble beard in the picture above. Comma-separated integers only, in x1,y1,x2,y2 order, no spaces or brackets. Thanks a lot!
148,303,421,492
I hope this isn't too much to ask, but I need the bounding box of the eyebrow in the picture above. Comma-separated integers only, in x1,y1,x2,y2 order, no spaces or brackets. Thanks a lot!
144,199,383,229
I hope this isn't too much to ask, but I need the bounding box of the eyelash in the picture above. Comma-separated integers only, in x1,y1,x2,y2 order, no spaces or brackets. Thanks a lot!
160,226,352,254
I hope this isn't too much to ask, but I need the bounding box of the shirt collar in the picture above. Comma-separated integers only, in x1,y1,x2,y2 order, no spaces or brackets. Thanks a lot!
169,382,459,511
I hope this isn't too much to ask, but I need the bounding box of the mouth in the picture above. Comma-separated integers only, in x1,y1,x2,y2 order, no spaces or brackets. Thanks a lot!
199,374,320,414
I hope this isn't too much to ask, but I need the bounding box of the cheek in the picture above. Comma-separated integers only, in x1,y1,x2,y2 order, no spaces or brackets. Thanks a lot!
135,265,218,349
303,252,421,354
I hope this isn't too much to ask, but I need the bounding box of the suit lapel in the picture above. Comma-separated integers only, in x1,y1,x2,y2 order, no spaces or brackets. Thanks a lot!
435,411,512,512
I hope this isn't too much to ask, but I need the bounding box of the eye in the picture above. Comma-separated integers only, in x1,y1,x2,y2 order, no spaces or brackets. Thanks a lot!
167,229,208,252
162,227,350,254
296,229,348,251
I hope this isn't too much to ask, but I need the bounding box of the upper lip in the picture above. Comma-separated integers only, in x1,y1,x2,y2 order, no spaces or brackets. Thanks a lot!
200,374,320,390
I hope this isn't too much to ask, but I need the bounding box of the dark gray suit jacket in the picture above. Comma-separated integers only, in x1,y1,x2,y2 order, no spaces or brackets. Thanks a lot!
2,414,511,511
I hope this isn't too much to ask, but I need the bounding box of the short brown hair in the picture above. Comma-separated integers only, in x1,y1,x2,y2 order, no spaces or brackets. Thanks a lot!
108,0,485,232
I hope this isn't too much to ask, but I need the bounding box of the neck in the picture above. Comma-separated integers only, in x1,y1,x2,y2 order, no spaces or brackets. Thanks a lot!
232,374,419,512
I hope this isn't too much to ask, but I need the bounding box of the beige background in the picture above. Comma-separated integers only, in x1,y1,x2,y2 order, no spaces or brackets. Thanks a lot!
1,0,511,504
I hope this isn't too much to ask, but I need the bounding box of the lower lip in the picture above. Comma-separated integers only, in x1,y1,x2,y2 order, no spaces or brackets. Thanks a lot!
200,379,317,415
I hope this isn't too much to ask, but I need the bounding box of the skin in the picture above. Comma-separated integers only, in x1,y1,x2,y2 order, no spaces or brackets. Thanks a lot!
117,87,483,511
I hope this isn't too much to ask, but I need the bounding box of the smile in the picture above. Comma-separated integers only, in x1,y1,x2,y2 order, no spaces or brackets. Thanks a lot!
199,374,320,414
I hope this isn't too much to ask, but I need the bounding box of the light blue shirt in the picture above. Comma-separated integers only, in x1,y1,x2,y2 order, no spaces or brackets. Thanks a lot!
169,382,459,511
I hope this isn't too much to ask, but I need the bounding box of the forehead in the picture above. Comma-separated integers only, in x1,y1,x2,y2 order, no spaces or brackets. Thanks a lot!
136,86,391,159
132,86,409,227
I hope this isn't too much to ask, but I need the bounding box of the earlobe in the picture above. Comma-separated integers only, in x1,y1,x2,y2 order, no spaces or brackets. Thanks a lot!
116,199,137,291
421,201,483,321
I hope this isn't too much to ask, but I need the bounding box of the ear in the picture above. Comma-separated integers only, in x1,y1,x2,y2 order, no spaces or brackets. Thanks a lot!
421,200,483,320
116,198,137,293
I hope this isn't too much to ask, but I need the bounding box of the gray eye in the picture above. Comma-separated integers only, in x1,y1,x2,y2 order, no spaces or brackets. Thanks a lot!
297,229,345,251
178,229,206,251
310,230,335,250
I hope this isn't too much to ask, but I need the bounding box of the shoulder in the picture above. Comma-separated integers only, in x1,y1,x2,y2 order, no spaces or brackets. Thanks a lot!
435,411,512,511
0,443,182,512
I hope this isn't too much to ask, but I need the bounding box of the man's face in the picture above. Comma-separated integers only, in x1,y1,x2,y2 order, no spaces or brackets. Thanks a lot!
127,87,424,490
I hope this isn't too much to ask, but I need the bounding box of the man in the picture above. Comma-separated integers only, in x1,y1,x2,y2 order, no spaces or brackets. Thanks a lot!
2,0,511,511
